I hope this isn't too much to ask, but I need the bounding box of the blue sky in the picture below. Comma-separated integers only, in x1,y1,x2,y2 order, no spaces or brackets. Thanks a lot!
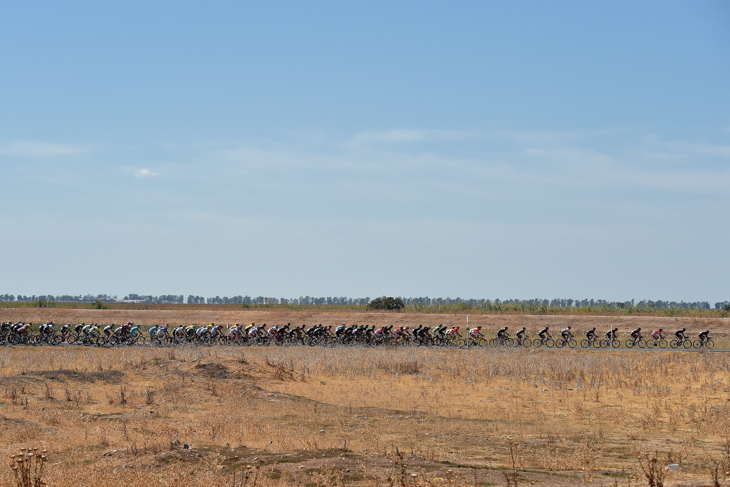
2,1,729,302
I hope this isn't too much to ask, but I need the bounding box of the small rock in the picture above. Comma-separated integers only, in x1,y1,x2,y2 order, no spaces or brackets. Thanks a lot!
172,440,182,447
149,410,155,414
345,469,350,473
113,449,119,453
183,443,190,449
102,452,112,457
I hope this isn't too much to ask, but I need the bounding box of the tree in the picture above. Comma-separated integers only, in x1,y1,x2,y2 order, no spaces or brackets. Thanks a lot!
367,296,405,311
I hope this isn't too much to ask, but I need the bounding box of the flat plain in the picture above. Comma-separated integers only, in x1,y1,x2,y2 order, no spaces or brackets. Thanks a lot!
1,309,730,486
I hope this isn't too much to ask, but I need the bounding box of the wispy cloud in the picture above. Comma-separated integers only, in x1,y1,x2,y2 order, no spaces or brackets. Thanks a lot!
135,168,158,178
0,140,90,157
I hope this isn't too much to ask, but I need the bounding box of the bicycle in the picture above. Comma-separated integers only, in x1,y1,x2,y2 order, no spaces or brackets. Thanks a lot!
555,335,577,348
670,337,693,349
466,335,487,347
533,336,554,348
489,334,513,347
625,336,647,348
580,336,601,349
645,336,668,349
694,337,714,349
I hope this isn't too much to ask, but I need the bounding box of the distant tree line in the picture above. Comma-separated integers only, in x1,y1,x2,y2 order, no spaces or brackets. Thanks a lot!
0,293,726,310
401,297,721,310
0,294,117,303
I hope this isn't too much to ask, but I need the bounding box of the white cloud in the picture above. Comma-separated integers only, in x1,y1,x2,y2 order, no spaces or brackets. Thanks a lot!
0,140,90,157
135,168,158,178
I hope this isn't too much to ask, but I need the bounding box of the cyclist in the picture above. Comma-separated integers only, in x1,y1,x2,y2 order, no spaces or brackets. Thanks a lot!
650,328,664,343
173,325,186,339
606,327,618,341
81,322,92,337
157,324,170,341
497,327,509,340
674,328,687,343
39,322,52,336
417,326,431,343
560,326,573,343
630,327,642,344
538,326,551,343
185,324,197,339
393,326,408,342
149,324,159,339
60,323,71,341
586,327,597,342
209,324,223,340
469,326,483,341
373,326,386,340
89,323,100,339
447,326,461,340
198,324,211,340
515,327,527,345
289,324,305,338
699,330,711,343
103,324,114,339
17,322,31,338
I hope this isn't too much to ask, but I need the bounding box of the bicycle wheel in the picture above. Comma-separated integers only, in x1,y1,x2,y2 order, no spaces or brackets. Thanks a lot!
555,339,565,348
580,339,589,348
693,340,702,349
706,340,715,349
658,339,668,348
646,340,655,349
637,339,646,349
682,339,692,349
626,339,635,348
488,338,497,347
522,338,532,347
545,338,554,348
568,339,577,348
670,339,680,349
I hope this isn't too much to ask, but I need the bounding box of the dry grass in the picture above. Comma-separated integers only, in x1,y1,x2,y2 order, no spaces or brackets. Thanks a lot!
3,307,730,336
1,344,730,486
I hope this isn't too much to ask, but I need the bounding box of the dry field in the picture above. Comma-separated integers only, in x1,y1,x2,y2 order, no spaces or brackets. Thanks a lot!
1,343,730,486
3,308,730,337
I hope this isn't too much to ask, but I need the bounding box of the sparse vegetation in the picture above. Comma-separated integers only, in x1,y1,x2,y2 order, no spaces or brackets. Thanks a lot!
368,296,405,311
1,340,730,485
